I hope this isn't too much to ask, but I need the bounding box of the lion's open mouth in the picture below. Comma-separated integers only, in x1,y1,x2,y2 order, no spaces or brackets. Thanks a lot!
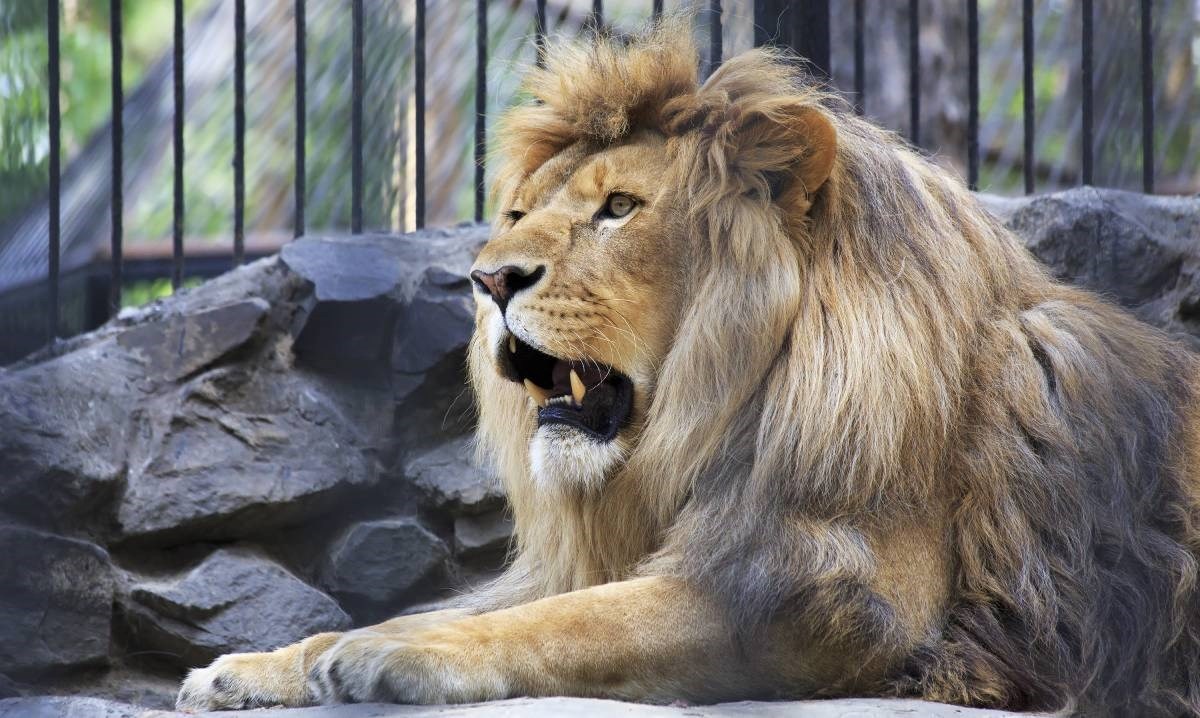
499,334,633,442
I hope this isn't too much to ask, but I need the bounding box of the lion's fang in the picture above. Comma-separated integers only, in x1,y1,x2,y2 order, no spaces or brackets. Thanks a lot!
570,369,587,405
508,336,517,353
523,379,550,407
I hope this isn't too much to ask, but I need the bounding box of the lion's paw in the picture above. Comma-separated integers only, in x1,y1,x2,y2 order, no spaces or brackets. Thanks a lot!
307,631,508,705
176,652,307,712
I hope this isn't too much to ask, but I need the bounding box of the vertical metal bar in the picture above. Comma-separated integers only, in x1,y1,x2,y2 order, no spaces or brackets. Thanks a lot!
173,0,185,289
853,0,864,115
475,0,487,223
967,0,979,190
351,0,364,233
653,0,663,19
415,0,426,229
47,0,61,339
1022,0,1034,194
1081,0,1094,185
592,0,602,27
908,0,919,147
753,1,830,78
233,0,245,264
1140,0,1154,193
535,0,547,67
294,0,306,237
110,0,123,313
707,0,722,77
754,0,771,47
799,0,831,81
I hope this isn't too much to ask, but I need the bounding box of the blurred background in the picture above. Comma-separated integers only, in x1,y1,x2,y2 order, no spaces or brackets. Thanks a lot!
0,0,1197,351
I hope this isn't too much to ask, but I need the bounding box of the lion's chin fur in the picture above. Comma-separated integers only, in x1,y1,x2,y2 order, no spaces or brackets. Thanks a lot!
529,425,627,494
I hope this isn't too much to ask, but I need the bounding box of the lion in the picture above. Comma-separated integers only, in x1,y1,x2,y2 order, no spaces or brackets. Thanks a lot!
177,21,1200,716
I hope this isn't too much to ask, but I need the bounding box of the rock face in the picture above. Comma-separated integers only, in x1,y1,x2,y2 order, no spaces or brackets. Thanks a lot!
321,518,450,623
454,511,513,560
0,224,490,703
0,345,135,537
0,190,1197,709
404,436,504,516
980,189,1200,347
0,527,113,678
123,548,351,667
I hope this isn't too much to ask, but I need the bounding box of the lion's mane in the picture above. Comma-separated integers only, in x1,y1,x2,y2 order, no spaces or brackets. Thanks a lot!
469,22,1200,715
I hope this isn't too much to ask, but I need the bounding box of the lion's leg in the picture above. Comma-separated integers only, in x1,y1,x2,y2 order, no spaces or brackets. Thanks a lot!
176,609,466,711
307,575,793,705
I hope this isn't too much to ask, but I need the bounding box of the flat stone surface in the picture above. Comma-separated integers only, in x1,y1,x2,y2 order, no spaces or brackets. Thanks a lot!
0,696,1048,717
282,238,406,303
280,226,487,308
322,518,450,624
122,547,350,669
0,527,113,677
115,299,269,381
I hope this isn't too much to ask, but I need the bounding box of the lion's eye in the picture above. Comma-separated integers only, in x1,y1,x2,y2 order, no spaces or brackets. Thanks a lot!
505,209,526,224
600,193,636,220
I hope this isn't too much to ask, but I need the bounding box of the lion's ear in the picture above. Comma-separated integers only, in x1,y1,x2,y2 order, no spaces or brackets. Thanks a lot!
727,101,837,211
663,89,838,214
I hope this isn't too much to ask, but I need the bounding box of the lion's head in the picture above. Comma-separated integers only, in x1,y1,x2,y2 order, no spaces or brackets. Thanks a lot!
469,25,838,494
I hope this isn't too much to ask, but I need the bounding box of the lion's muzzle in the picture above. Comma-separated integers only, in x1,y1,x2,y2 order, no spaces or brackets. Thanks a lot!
499,333,633,442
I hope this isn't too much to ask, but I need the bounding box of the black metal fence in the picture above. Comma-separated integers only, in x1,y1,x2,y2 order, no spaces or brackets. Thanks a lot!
6,0,1185,365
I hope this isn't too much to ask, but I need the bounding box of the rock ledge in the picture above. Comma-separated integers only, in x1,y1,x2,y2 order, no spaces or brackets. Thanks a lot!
0,695,1048,717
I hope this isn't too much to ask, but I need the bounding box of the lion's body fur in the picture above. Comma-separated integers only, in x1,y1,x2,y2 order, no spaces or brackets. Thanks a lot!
175,20,1200,715
464,23,1200,715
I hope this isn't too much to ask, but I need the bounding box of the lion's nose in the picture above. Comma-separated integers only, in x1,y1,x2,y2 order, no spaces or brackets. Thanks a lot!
470,264,545,312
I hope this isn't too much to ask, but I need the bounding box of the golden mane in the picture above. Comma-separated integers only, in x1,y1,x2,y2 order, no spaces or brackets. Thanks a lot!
468,21,1200,715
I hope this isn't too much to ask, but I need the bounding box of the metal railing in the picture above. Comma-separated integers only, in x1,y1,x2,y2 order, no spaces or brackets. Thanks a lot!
16,0,1189,365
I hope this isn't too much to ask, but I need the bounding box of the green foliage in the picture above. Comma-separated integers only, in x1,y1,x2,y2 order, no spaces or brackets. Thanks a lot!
121,276,202,309
0,0,205,225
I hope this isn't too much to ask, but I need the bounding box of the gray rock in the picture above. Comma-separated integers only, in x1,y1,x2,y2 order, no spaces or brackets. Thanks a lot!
123,547,350,668
0,526,113,677
114,299,269,382
282,238,406,302
454,511,513,559
115,365,389,543
0,346,131,534
0,227,487,547
0,261,316,543
392,281,476,375
281,226,486,307
281,228,482,378
0,675,16,699
981,188,1200,346
404,437,503,517
0,696,1049,717
321,518,449,623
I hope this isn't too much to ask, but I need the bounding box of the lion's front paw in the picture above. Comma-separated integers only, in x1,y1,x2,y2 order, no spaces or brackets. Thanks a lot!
307,631,509,705
177,652,308,711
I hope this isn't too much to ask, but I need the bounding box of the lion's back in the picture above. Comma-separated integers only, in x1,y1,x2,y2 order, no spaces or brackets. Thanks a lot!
924,279,1200,714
